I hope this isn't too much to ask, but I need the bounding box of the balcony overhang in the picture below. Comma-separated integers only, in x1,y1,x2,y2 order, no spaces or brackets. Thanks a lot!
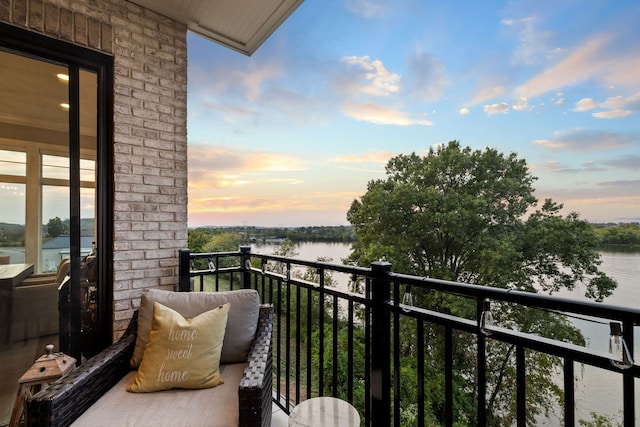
128,0,304,56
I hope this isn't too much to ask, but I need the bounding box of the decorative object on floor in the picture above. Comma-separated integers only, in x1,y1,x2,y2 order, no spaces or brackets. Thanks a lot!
10,344,76,427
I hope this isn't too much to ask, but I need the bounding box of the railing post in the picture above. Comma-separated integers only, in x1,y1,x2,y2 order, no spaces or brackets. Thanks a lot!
178,248,191,292
476,298,487,426
370,261,392,427
622,320,634,427
240,246,252,289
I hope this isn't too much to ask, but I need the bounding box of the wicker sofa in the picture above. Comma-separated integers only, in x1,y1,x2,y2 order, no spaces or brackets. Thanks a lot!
26,289,273,427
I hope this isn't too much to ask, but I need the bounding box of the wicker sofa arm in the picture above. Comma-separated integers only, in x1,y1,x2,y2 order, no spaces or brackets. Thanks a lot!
26,312,139,427
239,304,273,427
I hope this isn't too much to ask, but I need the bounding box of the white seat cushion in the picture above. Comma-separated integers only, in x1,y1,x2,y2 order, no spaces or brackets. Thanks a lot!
71,363,245,427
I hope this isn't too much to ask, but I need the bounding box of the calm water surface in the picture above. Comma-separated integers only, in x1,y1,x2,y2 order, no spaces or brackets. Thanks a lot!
254,242,640,424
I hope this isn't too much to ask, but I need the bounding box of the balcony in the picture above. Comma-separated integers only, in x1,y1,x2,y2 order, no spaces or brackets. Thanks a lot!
179,247,640,427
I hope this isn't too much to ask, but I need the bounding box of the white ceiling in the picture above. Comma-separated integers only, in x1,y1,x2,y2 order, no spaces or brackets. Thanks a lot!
0,50,97,143
129,0,304,56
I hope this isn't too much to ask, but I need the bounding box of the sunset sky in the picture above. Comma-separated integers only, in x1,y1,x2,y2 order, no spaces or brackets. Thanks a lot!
186,0,640,227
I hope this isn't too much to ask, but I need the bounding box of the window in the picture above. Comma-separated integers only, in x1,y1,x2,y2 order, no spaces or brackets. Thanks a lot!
0,23,113,425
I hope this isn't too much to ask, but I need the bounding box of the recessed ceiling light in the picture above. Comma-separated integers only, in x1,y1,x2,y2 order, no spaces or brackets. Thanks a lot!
57,73,69,82
60,103,70,110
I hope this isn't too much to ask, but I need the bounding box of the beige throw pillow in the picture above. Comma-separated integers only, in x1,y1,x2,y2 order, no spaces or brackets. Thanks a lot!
127,302,230,393
130,289,259,368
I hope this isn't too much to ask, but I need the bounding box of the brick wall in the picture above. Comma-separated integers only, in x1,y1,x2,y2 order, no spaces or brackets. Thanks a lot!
0,0,189,340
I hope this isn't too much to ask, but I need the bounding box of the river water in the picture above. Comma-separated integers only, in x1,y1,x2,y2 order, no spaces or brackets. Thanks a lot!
253,242,640,424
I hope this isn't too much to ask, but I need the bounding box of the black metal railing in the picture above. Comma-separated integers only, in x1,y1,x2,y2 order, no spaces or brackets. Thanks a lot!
178,247,640,427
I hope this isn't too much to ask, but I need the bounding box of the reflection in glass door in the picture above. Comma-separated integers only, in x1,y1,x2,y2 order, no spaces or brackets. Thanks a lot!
0,45,104,424
0,150,26,264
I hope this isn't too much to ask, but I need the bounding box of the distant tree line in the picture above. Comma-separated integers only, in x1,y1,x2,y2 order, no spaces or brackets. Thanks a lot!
592,222,640,245
0,222,25,246
0,218,95,247
188,225,356,253
261,225,357,243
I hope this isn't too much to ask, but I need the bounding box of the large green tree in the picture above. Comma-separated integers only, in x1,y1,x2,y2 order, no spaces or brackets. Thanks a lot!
47,216,66,238
188,227,219,253
346,141,616,425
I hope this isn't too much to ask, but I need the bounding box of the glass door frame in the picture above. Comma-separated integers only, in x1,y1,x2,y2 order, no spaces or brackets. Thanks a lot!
0,22,114,360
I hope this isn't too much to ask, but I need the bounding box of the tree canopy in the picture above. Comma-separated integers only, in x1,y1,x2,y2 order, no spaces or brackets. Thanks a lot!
347,140,615,300
46,216,66,238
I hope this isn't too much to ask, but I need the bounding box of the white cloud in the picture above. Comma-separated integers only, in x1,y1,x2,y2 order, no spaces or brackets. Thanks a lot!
483,103,510,115
623,92,640,110
331,149,396,164
340,56,400,97
533,129,636,151
503,16,558,65
552,93,565,106
592,109,632,119
512,97,532,111
236,62,283,102
342,102,433,126
335,55,446,126
188,145,307,189
515,35,612,98
603,154,640,171
574,93,639,118
470,85,506,105
518,34,640,104
601,96,628,110
345,0,387,18
459,107,469,115
601,54,640,89
540,160,606,174
574,98,596,111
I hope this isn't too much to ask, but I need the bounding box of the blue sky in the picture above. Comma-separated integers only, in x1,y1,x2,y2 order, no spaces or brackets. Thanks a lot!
186,0,640,227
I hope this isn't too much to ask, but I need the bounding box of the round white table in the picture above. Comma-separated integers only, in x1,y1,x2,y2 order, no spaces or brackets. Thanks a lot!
289,396,360,427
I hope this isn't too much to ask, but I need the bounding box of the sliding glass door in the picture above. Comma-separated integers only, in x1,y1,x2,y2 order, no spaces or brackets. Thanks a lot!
0,23,112,425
